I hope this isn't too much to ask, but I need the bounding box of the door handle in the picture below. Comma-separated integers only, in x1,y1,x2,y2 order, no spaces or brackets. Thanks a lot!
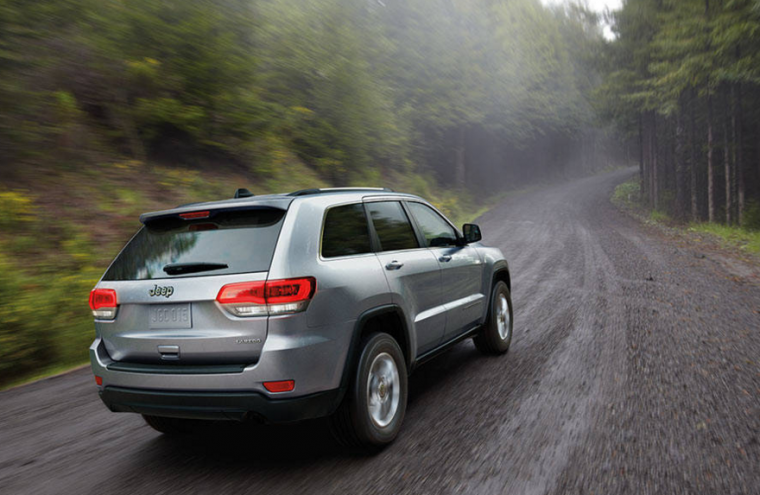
439,255,452,262
385,260,404,270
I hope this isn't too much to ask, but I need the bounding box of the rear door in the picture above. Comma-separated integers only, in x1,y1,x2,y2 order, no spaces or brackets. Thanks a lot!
405,201,485,340
365,200,445,355
95,207,286,365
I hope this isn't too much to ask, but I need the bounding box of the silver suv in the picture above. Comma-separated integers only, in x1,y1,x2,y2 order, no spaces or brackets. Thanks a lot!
89,187,513,448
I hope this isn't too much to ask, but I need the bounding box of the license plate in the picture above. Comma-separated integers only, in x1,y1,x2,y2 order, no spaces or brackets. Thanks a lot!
149,304,192,329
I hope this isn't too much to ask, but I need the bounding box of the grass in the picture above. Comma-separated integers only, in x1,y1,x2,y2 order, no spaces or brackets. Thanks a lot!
610,177,760,258
688,223,760,254
649,209,670,223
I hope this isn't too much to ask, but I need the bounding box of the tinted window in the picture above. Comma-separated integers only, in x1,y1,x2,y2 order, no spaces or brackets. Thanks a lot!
103,208,285,280
367,202,418,252
407,202,458,247
322,204,372,258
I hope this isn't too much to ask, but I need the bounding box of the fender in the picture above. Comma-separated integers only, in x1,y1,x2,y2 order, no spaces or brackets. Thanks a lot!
491,260,511,291
477,259,510,324
336,304,413,403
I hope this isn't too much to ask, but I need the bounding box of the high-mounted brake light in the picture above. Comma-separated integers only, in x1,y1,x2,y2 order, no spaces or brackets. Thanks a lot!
89,288,118,319
216,277,316,317
179,210,210,220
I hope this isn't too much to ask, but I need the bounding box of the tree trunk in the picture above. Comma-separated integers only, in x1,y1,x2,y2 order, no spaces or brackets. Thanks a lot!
734,82,744,226
455,126,466,188
690,90,698,221
675,101,686,220
707,93,715,223
723,116,732,225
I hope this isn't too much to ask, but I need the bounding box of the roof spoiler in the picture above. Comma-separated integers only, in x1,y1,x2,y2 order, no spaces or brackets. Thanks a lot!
287,187,392,197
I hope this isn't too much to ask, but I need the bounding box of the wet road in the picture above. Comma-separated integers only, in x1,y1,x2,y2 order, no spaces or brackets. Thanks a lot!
2,168,759,494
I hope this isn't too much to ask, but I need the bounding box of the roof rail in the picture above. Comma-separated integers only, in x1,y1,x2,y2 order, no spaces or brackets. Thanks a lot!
287,187,393,197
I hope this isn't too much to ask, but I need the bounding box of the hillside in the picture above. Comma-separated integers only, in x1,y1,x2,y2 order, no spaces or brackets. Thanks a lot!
0,157,498,388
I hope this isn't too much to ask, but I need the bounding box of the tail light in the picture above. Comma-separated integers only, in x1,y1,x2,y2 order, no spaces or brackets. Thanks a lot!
89,288,118,319
263,380,295,393
216,277,316,317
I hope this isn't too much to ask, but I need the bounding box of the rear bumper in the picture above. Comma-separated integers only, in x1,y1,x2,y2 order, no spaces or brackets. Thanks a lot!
90,315,353,391
99,385,342,423
90,316,354,422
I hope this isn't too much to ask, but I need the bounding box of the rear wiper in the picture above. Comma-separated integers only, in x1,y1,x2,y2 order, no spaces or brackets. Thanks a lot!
163,262,228,275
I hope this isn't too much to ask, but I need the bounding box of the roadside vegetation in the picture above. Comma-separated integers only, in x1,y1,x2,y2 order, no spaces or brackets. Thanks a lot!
688,223,760,255
613,178,760,256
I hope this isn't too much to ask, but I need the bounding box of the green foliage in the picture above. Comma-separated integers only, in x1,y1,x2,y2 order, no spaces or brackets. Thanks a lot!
649,209,670,223
0,192,100,386
598,0,760,227
612,178,641,206
0,190,35,229
689,223,760,254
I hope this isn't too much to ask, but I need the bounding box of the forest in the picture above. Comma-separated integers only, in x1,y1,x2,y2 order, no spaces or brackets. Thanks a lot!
0,0,615,193
2,0,760,386
598,0,760,227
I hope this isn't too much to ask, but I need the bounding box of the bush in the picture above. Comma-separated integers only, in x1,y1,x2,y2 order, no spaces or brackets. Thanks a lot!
612,179,640,206
0,193,100,387
0,190,34,230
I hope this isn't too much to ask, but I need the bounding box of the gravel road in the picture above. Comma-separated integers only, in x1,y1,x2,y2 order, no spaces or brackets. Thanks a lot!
2,168,759,495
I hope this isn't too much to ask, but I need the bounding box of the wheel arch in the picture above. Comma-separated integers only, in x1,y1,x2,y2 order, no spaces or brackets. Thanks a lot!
491,262,511,293
340,305,413,393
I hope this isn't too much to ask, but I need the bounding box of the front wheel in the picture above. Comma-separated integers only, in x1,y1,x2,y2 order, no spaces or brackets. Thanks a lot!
474,281,513,355
330,332,408,451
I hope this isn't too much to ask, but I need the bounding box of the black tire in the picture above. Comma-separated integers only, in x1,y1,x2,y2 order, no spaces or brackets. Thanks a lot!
330,332,408,451
473,281,513,355
142,415,206,435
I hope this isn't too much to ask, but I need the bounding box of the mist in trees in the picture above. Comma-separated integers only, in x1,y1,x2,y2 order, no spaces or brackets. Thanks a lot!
596,0,760,228
0,0,621,195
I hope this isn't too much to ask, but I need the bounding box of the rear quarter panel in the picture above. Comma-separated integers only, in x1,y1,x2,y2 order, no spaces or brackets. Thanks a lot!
268,196,392,330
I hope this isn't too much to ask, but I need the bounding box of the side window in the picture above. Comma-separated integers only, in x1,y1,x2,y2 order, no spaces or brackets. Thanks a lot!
322,204,372,258
407,202,458,247
367,201,419,252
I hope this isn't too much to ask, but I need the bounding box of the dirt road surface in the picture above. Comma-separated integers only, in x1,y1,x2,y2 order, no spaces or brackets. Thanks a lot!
2,168,759,494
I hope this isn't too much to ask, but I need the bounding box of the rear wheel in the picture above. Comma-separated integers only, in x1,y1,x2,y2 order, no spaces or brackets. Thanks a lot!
330,332,408,451
474,281,513,355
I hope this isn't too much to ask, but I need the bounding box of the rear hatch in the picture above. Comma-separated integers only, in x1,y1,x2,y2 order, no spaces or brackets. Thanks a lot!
96,206,287,365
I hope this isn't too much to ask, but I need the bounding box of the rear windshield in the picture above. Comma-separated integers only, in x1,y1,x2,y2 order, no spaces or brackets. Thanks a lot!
102,208,286,281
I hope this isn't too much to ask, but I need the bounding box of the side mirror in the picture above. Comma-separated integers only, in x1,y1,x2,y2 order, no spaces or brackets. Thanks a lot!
462,223,482,244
